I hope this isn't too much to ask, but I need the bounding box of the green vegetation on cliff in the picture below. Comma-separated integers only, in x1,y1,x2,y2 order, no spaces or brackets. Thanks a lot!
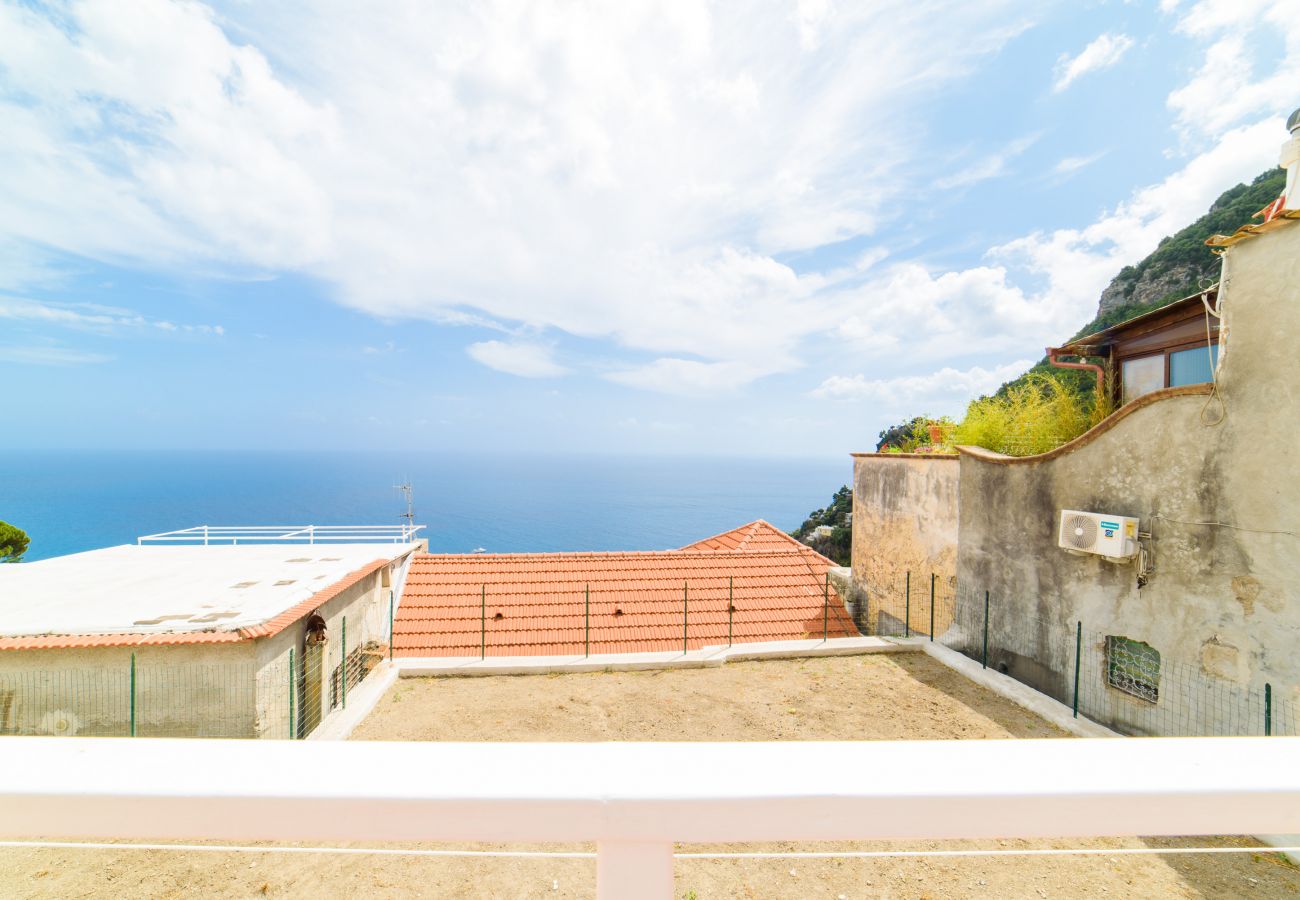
886,167,1285,453
818,169,1286,518
1093,167,1285,327
995,167,1285,401
791,486,851,566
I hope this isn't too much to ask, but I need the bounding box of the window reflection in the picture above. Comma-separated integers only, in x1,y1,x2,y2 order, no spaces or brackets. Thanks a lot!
1122,355,1164,404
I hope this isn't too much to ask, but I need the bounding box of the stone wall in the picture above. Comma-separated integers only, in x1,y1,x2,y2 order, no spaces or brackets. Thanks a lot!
952,219,1300,735
850,454,959,635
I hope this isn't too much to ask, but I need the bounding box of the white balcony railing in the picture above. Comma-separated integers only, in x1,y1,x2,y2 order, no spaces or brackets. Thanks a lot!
0,736,1297,899
137,524,425,545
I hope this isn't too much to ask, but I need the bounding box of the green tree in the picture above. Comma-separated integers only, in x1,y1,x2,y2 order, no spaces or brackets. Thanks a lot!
792,486,852,565
0,521,29,563
876,416,925,451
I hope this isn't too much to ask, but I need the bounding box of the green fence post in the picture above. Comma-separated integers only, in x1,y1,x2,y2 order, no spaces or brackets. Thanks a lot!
129,652,137,737
904,572,911,638
683,581,688,654
1073,621,1082,719
982,590,990,669
929,573,936,641
480,584,486,660
823,571,829,641
1265,683,1272,736
341,616,347,710
585,583,590,659
728,576,734,647
289,647,296,739
388,590,395,662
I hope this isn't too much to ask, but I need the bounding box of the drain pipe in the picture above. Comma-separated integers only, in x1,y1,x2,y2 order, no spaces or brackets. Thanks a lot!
1046,347,1105,405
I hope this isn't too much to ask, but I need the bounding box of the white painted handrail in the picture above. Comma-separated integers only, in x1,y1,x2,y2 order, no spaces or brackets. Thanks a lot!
0,737,1297,899
137,524,425,545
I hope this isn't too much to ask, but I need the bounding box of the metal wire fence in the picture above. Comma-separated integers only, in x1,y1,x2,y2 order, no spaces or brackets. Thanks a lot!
0,602,396,740
402,576,860,657
853,570,957,640
860,574,1295,737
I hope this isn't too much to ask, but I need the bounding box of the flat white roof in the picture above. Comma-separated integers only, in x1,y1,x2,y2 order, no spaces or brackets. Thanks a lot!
0,544,415,638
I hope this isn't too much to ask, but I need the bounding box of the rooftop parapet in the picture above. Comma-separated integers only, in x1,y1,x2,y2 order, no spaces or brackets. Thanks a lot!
137,524,425,545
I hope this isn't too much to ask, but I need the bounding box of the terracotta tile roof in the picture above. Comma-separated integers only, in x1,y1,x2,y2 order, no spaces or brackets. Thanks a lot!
236,559,388,640
393,522,856,657
679,518,838,570
0,631,247,651
679,519,808,554
0,559,388,651
1205,208,1300,246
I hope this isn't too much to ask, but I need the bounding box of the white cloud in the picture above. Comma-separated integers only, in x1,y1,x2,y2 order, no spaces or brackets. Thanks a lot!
1053,33,1134,92
0,345,113,365
829,118,1282,368
362,341,401,355
0,0,1032,392
814,360,1032,404
834,264,1061,361
1165,0,1300,139
0,296,224,335
1053,152,1107,176
0,0,1290,405
994,119,1281,321
0,0,332,271
466,340,569,378
616,417,684,432
605,358,768,394
936,134,1039,190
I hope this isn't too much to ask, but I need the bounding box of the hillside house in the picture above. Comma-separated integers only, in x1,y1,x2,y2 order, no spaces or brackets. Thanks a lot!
1049,287,1221,407
848,111,1300,736
0,531,419,738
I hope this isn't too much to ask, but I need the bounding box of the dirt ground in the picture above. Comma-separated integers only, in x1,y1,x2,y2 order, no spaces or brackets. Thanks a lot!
1,654,1296,899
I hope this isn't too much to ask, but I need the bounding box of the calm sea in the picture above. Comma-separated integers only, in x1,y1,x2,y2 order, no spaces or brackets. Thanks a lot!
0,451,850,562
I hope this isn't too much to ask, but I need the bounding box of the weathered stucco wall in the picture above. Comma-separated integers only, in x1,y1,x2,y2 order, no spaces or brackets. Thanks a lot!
0,554,411,740
0,642,257,737
850,454,959,635
253,553,409,739
953,220,1300,735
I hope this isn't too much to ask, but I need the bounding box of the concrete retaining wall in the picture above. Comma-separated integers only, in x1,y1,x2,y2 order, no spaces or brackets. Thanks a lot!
850,453,959,635
952,221,1300,736
0,642,257,738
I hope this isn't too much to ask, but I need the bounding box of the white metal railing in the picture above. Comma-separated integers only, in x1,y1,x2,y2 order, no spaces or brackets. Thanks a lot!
137,524,425,546
0,737,1296,899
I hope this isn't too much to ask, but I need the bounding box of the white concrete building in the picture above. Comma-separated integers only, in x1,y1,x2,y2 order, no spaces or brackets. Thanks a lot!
0,528,419,739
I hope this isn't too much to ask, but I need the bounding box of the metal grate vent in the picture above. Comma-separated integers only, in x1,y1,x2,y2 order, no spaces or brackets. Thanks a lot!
1064,514,1098,550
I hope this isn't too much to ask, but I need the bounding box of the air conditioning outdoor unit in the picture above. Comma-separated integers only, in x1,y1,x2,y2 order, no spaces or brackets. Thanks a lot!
1058,510,1139,562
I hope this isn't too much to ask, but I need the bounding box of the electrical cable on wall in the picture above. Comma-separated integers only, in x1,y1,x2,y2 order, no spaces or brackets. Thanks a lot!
1137,508,1296,589
1198,272,1227,427
1149,512,1298,539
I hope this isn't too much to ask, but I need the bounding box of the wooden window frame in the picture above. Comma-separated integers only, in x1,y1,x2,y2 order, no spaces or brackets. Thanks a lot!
1114,336,1218,404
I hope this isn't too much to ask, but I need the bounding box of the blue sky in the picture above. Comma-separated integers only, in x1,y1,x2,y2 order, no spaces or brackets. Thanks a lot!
0,0,1295,456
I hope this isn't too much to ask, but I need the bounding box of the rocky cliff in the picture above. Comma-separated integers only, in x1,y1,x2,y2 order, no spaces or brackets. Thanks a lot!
875,166,1289,431
1086,167,1285,330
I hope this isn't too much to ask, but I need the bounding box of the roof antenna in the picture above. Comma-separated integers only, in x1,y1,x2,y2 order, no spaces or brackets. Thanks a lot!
394,480,415,539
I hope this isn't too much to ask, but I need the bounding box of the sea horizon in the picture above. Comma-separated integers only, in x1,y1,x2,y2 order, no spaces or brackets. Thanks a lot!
0,449,850,562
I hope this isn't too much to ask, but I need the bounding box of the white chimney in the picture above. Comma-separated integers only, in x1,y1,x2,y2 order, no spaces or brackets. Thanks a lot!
1283,107,1300,213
